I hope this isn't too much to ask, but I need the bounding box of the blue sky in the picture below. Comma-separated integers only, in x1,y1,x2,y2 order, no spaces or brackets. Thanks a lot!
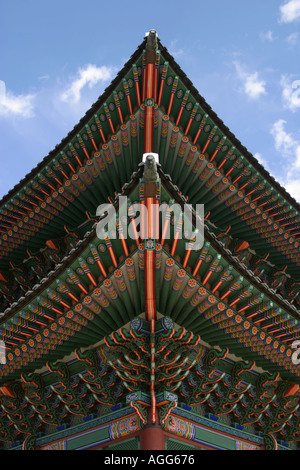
0,0,300,201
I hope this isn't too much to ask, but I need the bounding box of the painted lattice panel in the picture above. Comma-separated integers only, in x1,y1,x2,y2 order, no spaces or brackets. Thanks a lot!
165,437,199,451
106,437,140,451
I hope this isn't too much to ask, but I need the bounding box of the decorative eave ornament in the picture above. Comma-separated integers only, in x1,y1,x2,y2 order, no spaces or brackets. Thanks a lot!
143,154,159,183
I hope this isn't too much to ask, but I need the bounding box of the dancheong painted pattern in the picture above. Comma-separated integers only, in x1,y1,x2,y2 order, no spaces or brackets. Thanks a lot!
0,30,299,451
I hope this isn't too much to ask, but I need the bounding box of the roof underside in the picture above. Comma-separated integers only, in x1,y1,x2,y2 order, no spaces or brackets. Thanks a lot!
0,31,299,448
0,30,299,374
0,36,299,273
0,173,299,384
0,31,300,451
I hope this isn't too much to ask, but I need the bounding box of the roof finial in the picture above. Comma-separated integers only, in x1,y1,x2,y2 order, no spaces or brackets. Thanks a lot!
145,29,158,52
143,154,158,183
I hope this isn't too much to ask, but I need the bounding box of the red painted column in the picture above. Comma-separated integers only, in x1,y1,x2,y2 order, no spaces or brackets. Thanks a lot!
140,409,165,450
140,425,165,450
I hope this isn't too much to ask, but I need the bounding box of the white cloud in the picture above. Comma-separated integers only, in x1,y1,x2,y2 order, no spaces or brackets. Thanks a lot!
169,40,184,59
286,32,299,45
0,80,35,118
279,0,300,23
254,152,271,171
281,75,300,112
284,178,300,200
270,119,299,156
260,31,275,42
270,119,300,201
60,64,114,104
38,75,50,81
233,62,267,100
244,73,267,99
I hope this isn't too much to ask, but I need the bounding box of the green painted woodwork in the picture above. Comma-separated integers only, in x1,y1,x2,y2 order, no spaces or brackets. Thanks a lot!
0,31,299,451
105,437,140,451
0,176,299,387
66,425,110,450
1,329,299,449
0,42,299,275
193,426,236,450
165,438,198,450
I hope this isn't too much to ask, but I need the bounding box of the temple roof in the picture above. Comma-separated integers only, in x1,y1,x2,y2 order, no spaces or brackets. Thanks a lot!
0,167,300,448
1,33,299,213
0,30,300,451
0,166,299,383
0,29,298,376
0,32,299,276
